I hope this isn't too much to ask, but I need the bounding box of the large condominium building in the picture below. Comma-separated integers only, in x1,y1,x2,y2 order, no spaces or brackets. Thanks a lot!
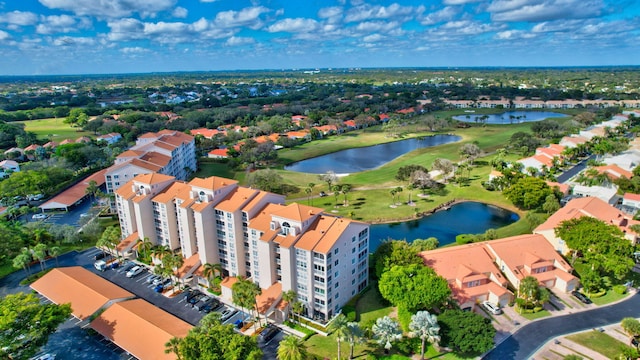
105,130,196,194
114,173,369,322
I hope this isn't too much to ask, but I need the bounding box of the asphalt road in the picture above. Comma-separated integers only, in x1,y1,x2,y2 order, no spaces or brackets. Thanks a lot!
484,292,640,359
556,155,594,184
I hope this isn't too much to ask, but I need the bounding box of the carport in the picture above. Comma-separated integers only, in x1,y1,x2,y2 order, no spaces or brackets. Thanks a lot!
39,169,107,212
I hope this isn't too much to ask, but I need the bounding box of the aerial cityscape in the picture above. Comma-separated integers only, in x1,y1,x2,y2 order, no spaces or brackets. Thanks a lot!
1,1,640,360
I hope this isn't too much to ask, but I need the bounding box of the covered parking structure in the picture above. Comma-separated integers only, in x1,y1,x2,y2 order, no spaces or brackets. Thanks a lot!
39,169,107,212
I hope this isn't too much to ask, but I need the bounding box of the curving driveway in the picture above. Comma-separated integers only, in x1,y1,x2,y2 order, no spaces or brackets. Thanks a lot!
484,292,640,359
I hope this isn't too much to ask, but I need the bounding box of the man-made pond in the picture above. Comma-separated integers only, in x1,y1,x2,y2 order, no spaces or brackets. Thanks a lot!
369,201,519,252
453,111,567,124
284,135,461,174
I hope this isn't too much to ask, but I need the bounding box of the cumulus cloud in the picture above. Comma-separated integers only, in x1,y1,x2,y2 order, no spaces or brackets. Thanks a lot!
318,6,342,19
213,6,270,29
421,6,459,25
354,21,400,34
433,20,505,36
106,18,145,41
443,0,481,4
495,29,537,39
267,18,319,33
52,36,96,46
363,33,384,42
0,10,38,26
344,3,418,23
225,36,255,46
36,15,92,34
0,29,10,41
38,0,177,18
120,46,149,54
172,7,188,18
488,0,605,22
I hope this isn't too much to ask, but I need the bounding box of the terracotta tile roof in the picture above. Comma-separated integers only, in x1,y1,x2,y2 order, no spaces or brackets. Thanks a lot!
545,181,570,195
215,187,258,213
208,148,229,157
117,150,145,159
23,144,42,152
241,192,275,214
271,203,323,223
40,169,108,209
561,136,588,145
189,176,238,190
534,197,640,234
294,215,336,251
116,232,139,252
594,164,633,179
286,130,310,139
90,299,192,360
134,173,175,185
138,132,158,139
139,151,171,167
256,282,282,314
43,141,58,148
248,203,286,234
152,181,191,204
486,234,574,276
176,254,201,278
31,267,134,320
314,217,361,254
221,276,239,289
624,193,640,201
107,158,163,173
191,128,225,138
115,181,135,199
149,140,177,151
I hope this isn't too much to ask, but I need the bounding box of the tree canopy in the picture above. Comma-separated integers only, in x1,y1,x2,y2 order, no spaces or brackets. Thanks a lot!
372,239,423,279
0,292,72,360
378,264,451,312
437,309,495,355
503,176,555,210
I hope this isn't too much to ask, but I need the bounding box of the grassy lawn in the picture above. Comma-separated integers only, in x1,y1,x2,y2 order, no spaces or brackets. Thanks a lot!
518,309,552,321
567,330,633,359
16,117,93,142
591,290,629,306
194,160,240,180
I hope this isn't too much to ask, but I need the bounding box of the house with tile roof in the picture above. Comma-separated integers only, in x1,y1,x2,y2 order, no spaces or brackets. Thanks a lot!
0,159,19,178
622,193,640,214
104,130,195,194
114,174,369,323
559,135,589,148
96,132,122,144
534,197,640,254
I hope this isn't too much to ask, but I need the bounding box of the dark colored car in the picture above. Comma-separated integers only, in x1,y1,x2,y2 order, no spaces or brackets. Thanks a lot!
572,290,592,304
94,252,108,260
319,191,327,197
188,292,206,305
154,279,171,293
195,297,219,311
258,325,279,343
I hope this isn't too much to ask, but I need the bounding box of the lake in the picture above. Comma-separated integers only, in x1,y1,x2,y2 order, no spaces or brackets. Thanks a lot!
369,201,519,252
453,111,567,124
284,134,461,174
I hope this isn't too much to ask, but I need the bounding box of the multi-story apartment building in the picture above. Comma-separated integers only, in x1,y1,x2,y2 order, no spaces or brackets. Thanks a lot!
114,173,369,322
105,130,196,194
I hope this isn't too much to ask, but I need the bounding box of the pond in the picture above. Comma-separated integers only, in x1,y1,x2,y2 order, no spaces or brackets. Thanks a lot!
453,111,567,124
284,134,461,174
369,201,519,252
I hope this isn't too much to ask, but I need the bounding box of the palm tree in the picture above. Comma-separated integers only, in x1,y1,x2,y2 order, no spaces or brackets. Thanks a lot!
232,277,262,328
12,250,32,276
304,187,312,205
281,290,297,322
332,185,341,208
85,180,100,203
163,252,184,286
137,237,153,260
202,262,223,289
372,316,402,355
164,337,183,360
150,245,171,264
389,189,397,206
328,314,350,360
277,335,308,360
341,184,351,206
345,322,363,359
409,311,441,360
49,246,61,267
291,301,304,324
33,243,48,272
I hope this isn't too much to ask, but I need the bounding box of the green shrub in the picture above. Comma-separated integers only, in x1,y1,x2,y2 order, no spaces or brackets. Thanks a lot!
613,285,627,295
342,305,356,322
395,336,420,355
397,305,412,332
456,234,475,245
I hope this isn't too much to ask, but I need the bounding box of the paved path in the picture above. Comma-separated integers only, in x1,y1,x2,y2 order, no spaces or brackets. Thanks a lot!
484,292,640,359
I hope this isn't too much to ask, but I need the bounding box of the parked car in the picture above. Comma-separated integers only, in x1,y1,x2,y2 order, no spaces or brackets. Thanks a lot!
482,301,502,315
152,277,165,286
93,260,107,272
258,325,280,343
154,279,171,293
146,274,161,284
220,307,237,321
182,289,196,301
93,252,108,261
32,213,48,220
188,292,206,305
201,299,222,313
319,191,327,197
126,265,143,278
27,194,45,202
572,290,592,304
194,296,218,311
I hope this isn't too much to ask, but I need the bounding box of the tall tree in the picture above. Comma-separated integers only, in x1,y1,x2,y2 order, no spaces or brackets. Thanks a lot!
378,264,451,312
202,262,224,288
0,293,72,360
438,309,495,355
345,321,364,360
409,311,441,360
232,277,262,328
328,314,350,360
281,290,297,322
32,243,48,272
12,249,33,276
372,316,403,354
276,335,308,360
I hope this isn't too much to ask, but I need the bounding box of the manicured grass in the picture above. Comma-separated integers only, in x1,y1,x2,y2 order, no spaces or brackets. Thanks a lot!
591,290,629,306
518,309,552,320
194,160,240,180
567,330,633,359
355,284,393,324
16,117,93,142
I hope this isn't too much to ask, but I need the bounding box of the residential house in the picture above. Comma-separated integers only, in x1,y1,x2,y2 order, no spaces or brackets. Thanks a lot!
97,132,123,144
594,164,633,180
534,197,640,254
0,159,20,178
114,174,370,322
420,243,513,310
571,185,619,205
559,136,588,149
622,193,640,214
603,150,640,171
485,234,579,293
3,147,24,160
207,148,229,159
23,144,42,160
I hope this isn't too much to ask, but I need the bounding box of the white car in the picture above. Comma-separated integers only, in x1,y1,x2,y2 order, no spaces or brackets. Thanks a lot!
482,301,502,315
32,213,48,220
126,266,143,278
220,307,238,321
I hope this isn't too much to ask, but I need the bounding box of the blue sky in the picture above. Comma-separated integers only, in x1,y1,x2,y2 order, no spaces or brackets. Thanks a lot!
0,0,638,75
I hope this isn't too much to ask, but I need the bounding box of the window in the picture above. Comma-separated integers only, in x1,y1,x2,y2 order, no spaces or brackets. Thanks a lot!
352,247,356,253
334,259,339,266
282,221,291,235
334,248,339,255
352,236,356,243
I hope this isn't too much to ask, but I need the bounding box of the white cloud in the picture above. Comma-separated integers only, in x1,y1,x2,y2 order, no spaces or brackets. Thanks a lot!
172,7,188,18
267,18,319,33
225,36,255,46
318,6,342,19
344,3,418,22
488,0,605,22
495,29,536,39
213,6,270,29
36,15,91,34
443,0,481,4
0,29,10,41
52,36,96,46
107,18,145,41
354,21,400,33
421,6,459,25
0,10,38,26
363,33,384,42
38,0,177,18
120,46,149,54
